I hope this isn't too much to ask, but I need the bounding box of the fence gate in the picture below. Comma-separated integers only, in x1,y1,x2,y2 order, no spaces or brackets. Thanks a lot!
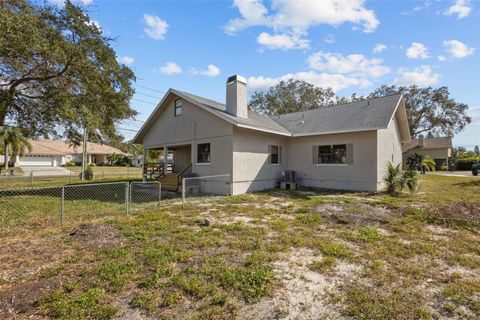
129,181,161,212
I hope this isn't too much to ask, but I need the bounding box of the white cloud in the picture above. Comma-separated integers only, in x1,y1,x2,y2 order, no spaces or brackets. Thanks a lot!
257,32,309,50
406,42,429,59
118,56,135,65
192,64,221,77
248,72,371,92
373,43,387,53
308,51,390,78
143,14,168,40
225,0,379,49
443,40,475,59
394,65,440,86
437,55,447,61
444,0,472,19
159,62,182,75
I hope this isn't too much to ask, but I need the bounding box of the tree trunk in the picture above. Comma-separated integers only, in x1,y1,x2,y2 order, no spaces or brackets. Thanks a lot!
4,142,9,170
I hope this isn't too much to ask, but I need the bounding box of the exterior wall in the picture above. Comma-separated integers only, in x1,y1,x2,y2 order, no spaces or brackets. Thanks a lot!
377,113,403,190
143,98,234,195
287,131,379,192
232,127,288,194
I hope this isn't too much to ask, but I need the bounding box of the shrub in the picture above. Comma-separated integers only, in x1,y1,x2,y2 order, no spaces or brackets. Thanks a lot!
80,165,95,180
384,162,419,195
63,161,76,167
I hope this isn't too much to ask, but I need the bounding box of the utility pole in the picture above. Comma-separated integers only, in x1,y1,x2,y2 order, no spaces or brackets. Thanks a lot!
81,127,88,181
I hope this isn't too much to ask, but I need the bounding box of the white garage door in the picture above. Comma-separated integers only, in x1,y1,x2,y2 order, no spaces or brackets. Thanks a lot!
19,156,55,166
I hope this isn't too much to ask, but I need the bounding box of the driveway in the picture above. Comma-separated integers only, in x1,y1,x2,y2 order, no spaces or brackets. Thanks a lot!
20,166,73,177
430,171,478,177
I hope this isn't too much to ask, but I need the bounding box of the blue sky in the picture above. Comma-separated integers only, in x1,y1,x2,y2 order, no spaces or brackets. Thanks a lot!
60,0,479,148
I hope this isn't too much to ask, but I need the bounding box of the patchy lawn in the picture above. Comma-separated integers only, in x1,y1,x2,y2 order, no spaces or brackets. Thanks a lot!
0,175,479,319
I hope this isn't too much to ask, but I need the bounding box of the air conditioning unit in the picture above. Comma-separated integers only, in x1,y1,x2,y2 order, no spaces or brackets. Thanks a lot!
283,170,296,183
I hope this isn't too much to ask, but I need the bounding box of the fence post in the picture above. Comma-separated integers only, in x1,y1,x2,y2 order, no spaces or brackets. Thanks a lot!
60,186,65,224
30,171,33,188
230,174,233,196
182,177,186,209
125,182,129,214
158,182,161,207
69,171,72,184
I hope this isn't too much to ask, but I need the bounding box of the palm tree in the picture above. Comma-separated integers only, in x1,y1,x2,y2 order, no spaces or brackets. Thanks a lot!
107,152,119,165
420,156,436,173
0,126,32,170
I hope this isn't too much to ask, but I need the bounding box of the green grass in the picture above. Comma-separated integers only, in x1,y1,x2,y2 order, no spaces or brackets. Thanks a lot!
1,174,479,319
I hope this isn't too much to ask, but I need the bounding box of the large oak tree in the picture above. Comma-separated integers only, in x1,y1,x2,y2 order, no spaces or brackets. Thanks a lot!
0,0,136,143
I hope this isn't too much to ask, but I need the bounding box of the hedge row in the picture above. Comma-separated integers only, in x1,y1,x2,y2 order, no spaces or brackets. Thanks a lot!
455,159,480,170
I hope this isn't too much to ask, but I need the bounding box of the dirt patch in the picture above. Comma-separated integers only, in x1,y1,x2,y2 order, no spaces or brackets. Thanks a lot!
0,235,73,283
240,248,360,319
433,202,480,224
0,275,65,318
317,203,393,227
69,223,126,249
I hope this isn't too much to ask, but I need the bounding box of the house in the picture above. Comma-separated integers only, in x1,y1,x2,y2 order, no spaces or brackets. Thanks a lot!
402,136,453,169
133,75,411,194
13,139,127,167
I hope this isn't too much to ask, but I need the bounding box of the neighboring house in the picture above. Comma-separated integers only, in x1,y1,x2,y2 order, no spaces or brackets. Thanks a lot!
12,139,127,167
133,75,411,194
402,136,453,169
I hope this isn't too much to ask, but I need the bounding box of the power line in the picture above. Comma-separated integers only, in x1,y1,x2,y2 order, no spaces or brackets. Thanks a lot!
135,91,162,100
135,84,166,95
131,97,158,105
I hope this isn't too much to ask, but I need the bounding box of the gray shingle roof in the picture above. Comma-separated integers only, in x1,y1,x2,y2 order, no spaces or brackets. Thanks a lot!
134,89,404,143
175,90,402,136
173,90,291,135
272,94,403,135
403,137,452,152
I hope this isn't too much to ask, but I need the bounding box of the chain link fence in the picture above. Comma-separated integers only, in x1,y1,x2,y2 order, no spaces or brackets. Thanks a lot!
0,181,161,233
181,174,232,208
0,167,143,189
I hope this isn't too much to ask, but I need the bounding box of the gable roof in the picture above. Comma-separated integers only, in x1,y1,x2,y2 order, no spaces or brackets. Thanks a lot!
26,139,127,156
133,89,410,143
402,137,453,153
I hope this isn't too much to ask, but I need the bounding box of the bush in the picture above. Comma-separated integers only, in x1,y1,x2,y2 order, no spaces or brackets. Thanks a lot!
80,165,95,180
456,158,480,170
384,162,419,195
63,161,76,167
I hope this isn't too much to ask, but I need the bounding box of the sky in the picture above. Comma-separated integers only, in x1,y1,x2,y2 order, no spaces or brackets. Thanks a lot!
53,0,479,148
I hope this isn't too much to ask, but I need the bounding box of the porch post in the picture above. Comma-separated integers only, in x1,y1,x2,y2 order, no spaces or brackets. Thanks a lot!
163,146,168,174
142,147,147,182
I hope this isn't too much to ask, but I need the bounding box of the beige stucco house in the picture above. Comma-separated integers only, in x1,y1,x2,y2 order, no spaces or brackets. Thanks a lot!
133,75,411,194
402,136,452,169
13,139,126,167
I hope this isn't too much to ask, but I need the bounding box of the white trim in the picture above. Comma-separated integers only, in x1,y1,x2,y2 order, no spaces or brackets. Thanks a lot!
195,162,211,166
314,164,349,167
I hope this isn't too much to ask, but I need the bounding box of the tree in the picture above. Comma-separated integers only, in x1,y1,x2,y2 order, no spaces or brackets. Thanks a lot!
248,79,336,115
0,126,32,169
0,0,136,144
107,152,119,165
475,145,480,155
368,85,471,137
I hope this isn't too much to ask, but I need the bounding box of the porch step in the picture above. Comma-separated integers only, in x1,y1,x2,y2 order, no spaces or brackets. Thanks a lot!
159,174,180,191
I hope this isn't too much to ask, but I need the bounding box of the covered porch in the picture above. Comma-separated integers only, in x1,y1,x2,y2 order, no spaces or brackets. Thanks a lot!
143,143,194,191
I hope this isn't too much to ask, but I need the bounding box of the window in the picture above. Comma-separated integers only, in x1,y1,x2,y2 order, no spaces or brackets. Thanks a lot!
318,144,347,164
197,143,210,164
174,99,182,117
270,145,280,164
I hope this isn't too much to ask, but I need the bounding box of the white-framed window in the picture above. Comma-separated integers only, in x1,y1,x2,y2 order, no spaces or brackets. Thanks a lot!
269,145,281,164
313,144,353,165
197,143,210,164
174,99,182,117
